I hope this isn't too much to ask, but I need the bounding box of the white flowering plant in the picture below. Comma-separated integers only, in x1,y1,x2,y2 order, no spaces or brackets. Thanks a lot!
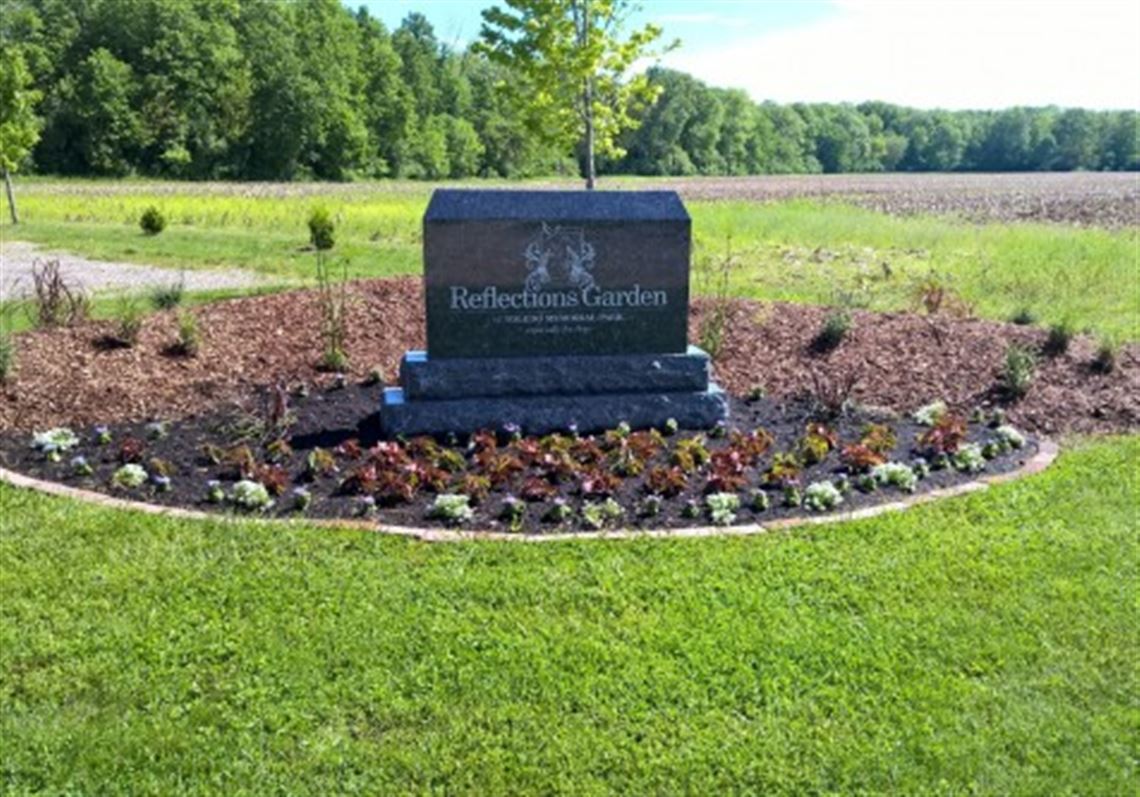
952,443,987,473
232,479,273,510
705,492,740,526
428,493,474,525
871,462,919,493
913,400,948,426
804,481,844,512
32,427,80,460
112,463,148,489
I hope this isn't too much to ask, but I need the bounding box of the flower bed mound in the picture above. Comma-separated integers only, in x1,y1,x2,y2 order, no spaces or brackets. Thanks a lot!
1,277,1136,435
0,389,1038,534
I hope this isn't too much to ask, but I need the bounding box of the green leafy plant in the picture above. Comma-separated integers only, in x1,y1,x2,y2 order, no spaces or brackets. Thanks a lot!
952,443,986,474
232,479,273,510
871,462,918,493
671,436,710,473
139,206,166,235
111,463,148,489
1002,344,1037,399
308,206,335,250
428,494,474,525
31,427,79,460
580,498,622,530
803,481,844,512
763,452,802,487
994,425,1026,449
305,448,338,478
705,492,740,526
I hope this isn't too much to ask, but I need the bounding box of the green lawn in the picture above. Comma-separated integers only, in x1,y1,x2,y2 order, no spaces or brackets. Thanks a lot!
1,437,1136,794
5,179,1138,339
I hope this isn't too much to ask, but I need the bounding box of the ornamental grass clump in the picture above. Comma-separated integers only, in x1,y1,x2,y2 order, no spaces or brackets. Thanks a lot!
114,298,144,347
150,277,184,310
1043,318,1075,357
172,311,200,356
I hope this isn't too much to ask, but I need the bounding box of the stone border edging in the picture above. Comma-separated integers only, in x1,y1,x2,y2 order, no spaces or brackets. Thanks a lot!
0,439,1059,543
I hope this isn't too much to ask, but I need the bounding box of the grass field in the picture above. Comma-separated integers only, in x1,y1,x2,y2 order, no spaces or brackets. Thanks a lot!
2,176,1138,793
1,438,1136,794
4,179,1138,339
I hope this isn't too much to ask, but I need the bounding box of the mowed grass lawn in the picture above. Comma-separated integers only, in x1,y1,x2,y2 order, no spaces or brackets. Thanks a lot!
1,438,1136,793
5,179,1138,339
2,178,1138,792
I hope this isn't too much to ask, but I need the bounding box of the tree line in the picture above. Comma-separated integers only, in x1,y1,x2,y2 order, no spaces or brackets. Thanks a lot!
2,0,1136,182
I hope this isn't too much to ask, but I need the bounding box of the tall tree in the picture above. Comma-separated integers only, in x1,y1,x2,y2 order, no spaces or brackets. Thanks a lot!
0,46,41,223
475,0,672,188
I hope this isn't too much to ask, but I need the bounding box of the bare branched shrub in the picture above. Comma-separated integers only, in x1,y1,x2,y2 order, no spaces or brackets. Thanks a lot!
315,252,351,371
807,368,862,420
29,259,89,328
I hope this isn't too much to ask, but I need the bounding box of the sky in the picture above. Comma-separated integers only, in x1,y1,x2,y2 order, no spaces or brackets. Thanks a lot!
352,0,1140,110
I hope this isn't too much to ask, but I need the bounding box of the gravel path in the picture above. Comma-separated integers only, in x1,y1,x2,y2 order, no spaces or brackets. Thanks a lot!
0,241,266,300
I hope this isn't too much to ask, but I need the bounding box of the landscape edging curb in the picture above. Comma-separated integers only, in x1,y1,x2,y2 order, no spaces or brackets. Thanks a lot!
0,439,1058,543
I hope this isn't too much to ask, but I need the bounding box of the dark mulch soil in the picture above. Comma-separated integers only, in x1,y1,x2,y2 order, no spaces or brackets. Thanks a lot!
1,278,1135,435
0,388,1035,533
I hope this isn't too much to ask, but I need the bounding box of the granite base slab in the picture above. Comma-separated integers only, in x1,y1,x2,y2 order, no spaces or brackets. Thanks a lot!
400,346,712,400
379,384,728,437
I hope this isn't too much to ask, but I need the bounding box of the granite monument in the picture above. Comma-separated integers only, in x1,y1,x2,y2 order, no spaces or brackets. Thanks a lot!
380,189,728,436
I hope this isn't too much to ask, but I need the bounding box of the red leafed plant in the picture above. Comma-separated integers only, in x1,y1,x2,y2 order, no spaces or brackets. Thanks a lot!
118,436,146,464
254,463,290,496
729,428,774,465
336,439,362,460
918,414,967,455
840,443,886,473
483,452,525,487
520,476,557,502
644,465,687,497
705,449,748,493
373,469,417,505
579,469,620,497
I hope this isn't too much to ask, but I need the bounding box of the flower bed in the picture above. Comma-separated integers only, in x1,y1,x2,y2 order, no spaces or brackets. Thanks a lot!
0,383,1038,535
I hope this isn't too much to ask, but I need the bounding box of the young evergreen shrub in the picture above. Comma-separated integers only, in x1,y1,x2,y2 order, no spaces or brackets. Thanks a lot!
1092,335,1118,373
150,278,185,310
308,206,335,250
1002,344,1037,399
1009,307,1037,325
813,308,851,352
174,311,200,356
139,206,166,235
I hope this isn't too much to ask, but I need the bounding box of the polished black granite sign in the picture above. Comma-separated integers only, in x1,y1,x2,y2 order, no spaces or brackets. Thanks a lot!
424,190,690,358
380,189,727,437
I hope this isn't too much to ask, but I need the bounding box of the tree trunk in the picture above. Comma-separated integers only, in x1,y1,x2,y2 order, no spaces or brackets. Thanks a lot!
3,168,17,225
576,0,596,190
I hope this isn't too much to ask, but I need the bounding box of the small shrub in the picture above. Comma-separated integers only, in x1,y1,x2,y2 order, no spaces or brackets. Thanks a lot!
1043,319,1075,356
150,278,184,310
139,206,167,235
114,298,144,347
1002,344,1037,399
696,237,738,360
813,308,851,352
803,481,843,512
705,492,740,526
112,463,148,489
308,206,335,250
1009,307,1037,326
172,311,200,356
1092,335,1118,373
428,493,475,525
807,368,860,419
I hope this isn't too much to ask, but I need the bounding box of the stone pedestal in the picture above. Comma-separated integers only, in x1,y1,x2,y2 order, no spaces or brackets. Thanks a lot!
380,347,728,437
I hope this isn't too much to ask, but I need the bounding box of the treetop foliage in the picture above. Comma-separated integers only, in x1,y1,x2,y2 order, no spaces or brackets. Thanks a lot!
1,0,1135,180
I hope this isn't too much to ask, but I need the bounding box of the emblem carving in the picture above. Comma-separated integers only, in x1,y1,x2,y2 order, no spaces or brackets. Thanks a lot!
524,223,596,294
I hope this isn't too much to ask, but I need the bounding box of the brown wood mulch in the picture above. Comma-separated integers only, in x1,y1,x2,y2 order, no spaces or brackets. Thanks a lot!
2,278,1136,435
